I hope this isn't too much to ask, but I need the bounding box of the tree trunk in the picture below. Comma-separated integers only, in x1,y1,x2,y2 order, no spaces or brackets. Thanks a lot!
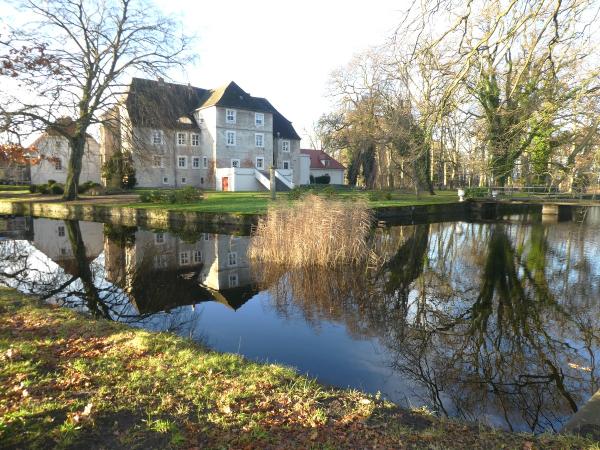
63,135,86,200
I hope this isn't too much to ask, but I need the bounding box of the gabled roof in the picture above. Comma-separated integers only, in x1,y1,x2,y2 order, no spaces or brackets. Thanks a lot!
196,81,268,112
125,78,301,139
301,149,346,170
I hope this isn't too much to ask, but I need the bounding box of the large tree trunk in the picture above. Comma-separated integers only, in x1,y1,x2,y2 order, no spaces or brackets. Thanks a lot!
63,135,86,200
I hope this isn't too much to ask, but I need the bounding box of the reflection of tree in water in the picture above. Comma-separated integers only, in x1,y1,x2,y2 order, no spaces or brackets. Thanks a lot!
255,220,600,432
0,220,203,334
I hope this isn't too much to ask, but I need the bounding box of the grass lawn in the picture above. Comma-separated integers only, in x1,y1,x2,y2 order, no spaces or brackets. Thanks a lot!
114,189,461,215
0,287,596,449
0,185,29,196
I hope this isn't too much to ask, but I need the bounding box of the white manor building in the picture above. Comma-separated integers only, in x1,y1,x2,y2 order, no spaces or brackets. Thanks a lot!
100,78,311,191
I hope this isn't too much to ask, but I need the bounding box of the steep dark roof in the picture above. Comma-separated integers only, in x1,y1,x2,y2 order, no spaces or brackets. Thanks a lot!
126,78,207,130
196,81,269,112
126,78,301,139
301,149,346,170
253,97,301,140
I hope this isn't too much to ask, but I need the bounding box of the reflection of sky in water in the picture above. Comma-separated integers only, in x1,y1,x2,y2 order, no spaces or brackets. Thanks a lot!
2,209,600,433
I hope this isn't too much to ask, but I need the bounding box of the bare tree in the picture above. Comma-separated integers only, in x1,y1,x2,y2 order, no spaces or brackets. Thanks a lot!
0,0,194,199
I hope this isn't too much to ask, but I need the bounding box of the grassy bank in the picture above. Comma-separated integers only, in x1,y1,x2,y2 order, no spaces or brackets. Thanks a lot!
0,188,460,215
0,287,595,449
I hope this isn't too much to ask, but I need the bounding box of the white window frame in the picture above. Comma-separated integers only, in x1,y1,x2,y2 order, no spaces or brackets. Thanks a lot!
152,130,163,145
282,140,290,152
191,133,200,146
228,251,238,267
179,251,191,266
226,130,236,146
54,158,63,171
255,112,264,127
231,159,240,168
155,232,165,244
226,109,236,124
192,156,200,169
255,157,264,169
202,156,208,169
177,155,188,169
193,250,202,264
181,176,187,184
162,176,169,185
177,132,187,146
283,161,290,170
255,133,264,148
58,225,65,237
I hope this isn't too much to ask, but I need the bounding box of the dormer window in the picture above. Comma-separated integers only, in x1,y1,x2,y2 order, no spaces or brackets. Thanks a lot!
255,113,264,127
321,159,330,168
226,109,236,124
178,116,192,124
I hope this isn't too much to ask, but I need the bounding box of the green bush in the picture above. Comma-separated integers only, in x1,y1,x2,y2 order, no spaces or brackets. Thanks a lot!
37,184,50,194
139,188,203,204
176,186,203,203
47,179,56,186
139,191,152,203
464,187,488,198
78,181,101,194
50,183,64,195
289,186,307,200
29,184,37,193
314,174,331,184
368,191,385,201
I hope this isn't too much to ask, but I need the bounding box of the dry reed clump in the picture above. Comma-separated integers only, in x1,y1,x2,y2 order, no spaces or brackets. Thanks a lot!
249,194,373,267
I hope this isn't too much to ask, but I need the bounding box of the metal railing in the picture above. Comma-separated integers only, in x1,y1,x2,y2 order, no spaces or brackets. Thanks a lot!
462,186,598,201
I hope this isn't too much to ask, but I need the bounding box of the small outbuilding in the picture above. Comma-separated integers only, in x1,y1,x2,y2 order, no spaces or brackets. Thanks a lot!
300,149,346,185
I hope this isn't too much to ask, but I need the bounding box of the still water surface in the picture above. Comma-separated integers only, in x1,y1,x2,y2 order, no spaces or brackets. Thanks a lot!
1,209,600,433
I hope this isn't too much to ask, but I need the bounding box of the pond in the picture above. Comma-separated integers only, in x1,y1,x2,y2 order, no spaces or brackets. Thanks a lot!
1,208,600,434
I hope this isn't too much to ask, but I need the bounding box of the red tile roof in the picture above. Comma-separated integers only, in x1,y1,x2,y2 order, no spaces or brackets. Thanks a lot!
300,149,345,170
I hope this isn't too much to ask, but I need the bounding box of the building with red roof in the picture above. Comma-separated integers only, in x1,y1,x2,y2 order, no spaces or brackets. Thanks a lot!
300,149,346,185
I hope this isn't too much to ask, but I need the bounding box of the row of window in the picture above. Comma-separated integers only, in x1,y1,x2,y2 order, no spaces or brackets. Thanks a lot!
152,130,201,146
153,250,238,270
224,130,290,150
151,129,290,151
153,155,210,169
226,109,264,128
154,232,211,244
153,155,291,171
160,175,205,185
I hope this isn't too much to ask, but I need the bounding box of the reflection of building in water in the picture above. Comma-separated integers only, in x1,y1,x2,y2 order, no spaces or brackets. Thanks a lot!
0,216,33,240
104,228,255,314
32,218,104,275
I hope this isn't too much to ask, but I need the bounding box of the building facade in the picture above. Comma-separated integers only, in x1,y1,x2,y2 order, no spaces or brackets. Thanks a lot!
101,78,305,191
30,125,101,185
301,149,346,185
